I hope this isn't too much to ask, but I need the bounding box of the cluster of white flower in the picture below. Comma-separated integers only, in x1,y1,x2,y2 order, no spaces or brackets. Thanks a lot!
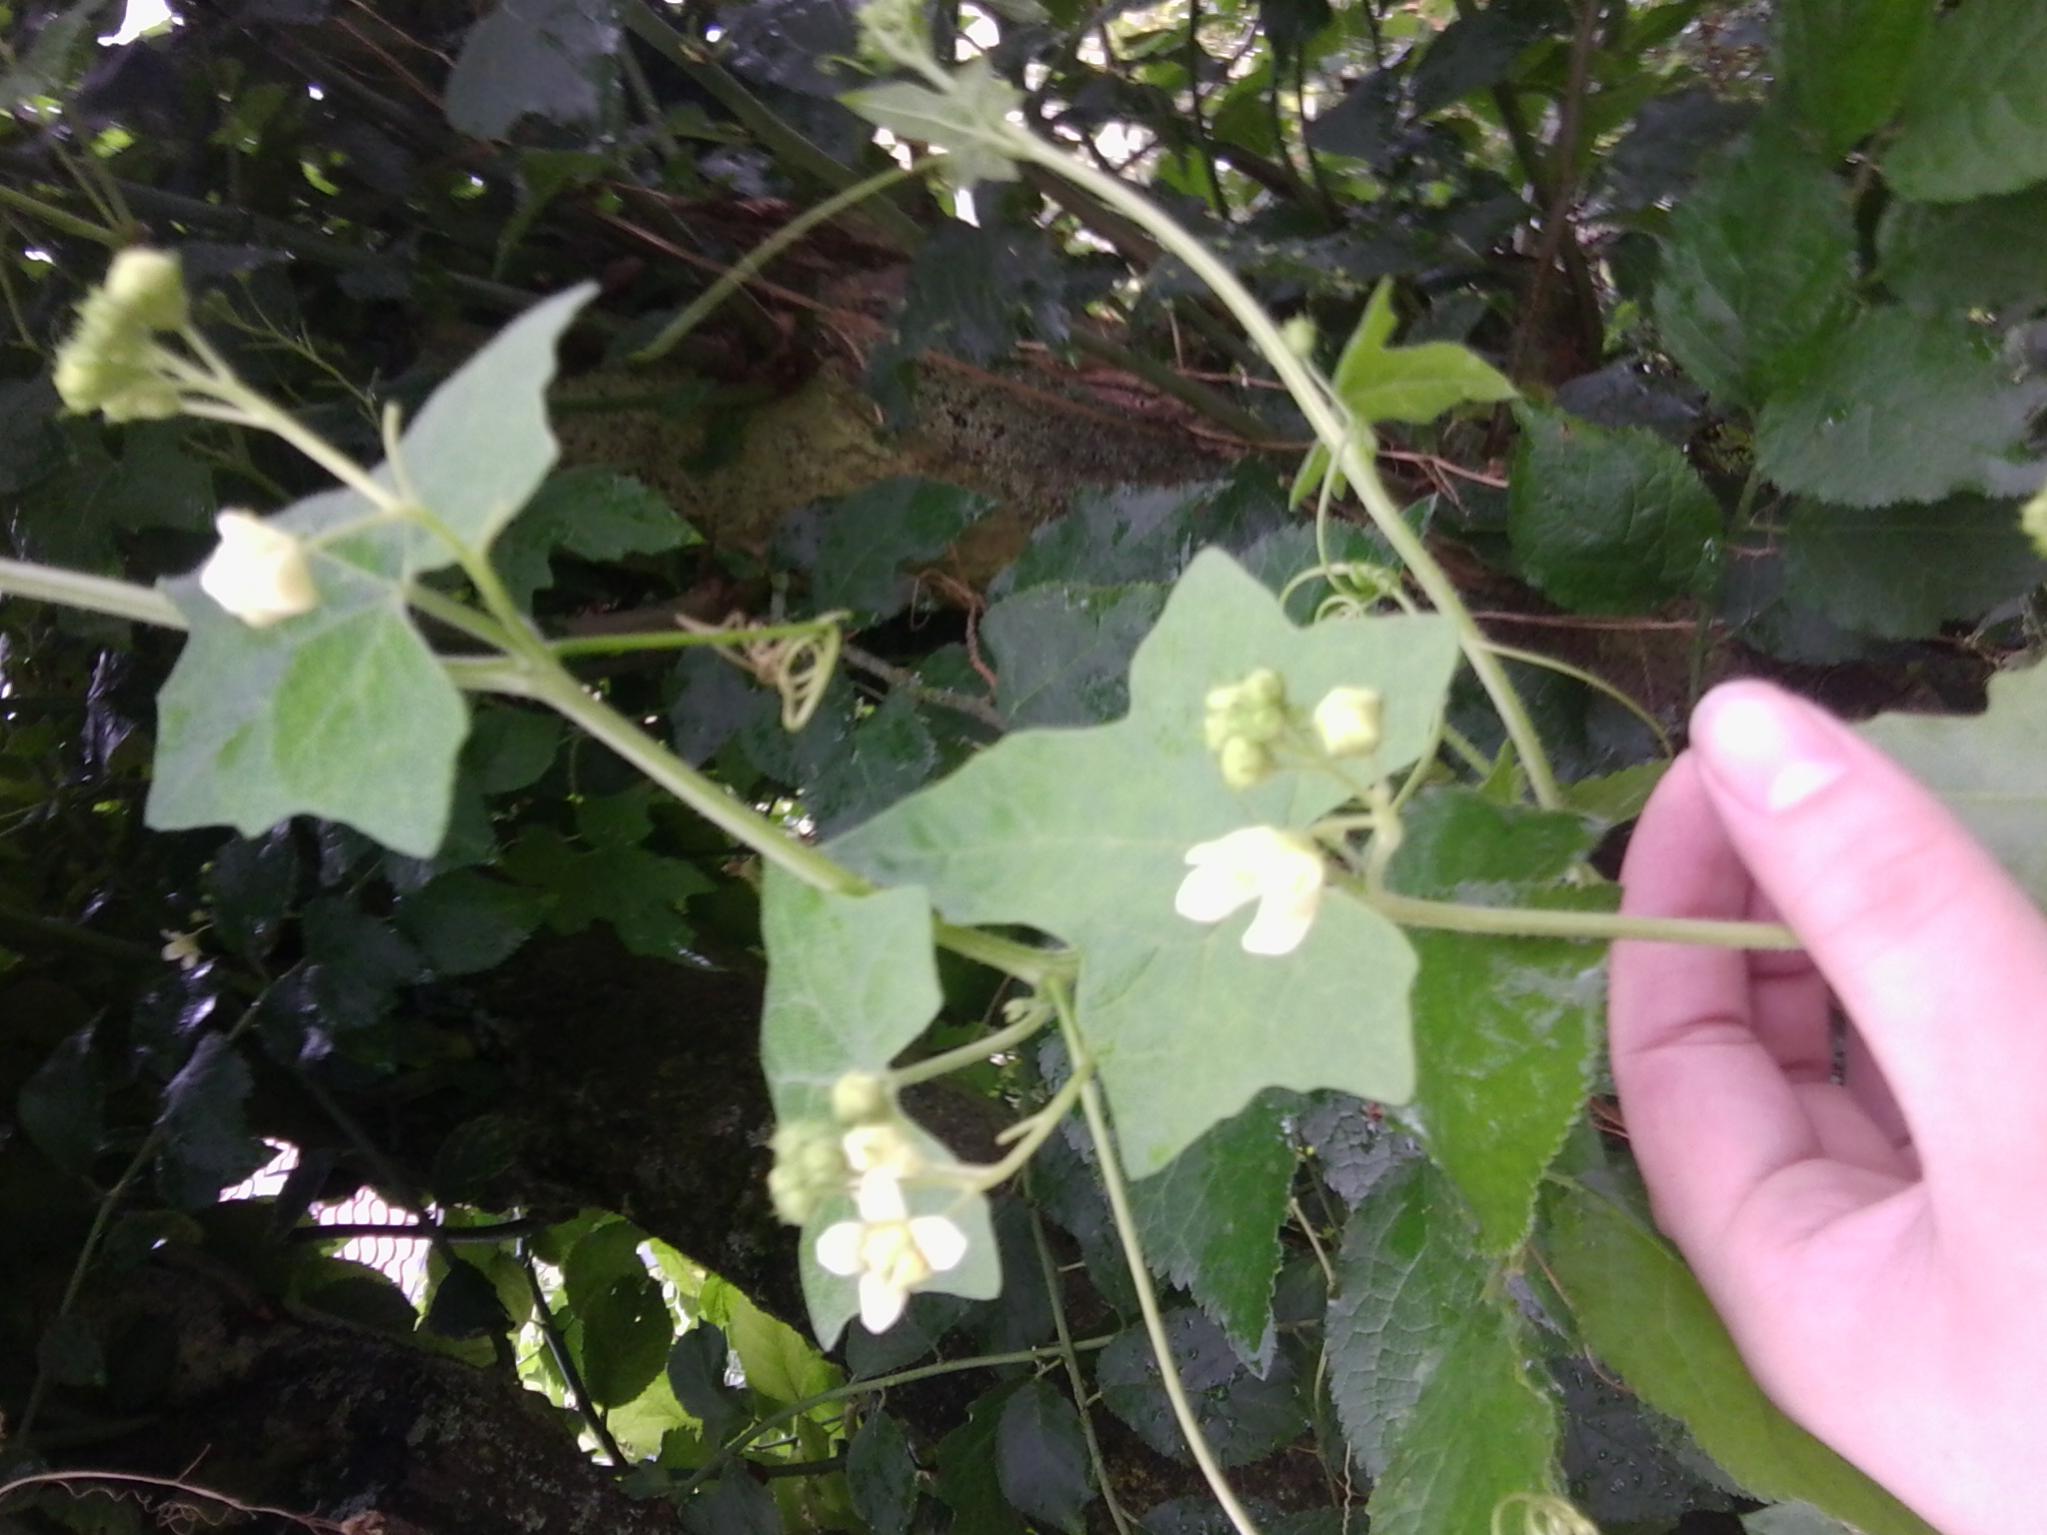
771,1071,971,1334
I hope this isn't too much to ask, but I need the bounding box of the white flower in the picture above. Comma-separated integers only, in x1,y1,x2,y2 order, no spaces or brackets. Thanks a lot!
160,929,203,970
842,1122,919,1179
198,512,318,628
1312,685,1383,759
814,1172,969,1334
1174,826,1326,957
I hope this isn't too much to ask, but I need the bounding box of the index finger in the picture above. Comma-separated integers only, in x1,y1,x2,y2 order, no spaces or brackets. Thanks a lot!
1689,681,2047,1215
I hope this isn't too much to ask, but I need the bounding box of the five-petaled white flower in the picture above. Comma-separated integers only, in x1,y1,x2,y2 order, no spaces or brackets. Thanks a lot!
198,511,319,628
815,1172,968,1334
160,929,203,970
1174,825,1326,957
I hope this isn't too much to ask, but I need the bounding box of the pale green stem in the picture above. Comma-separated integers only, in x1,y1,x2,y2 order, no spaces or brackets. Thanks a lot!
676,1335,1115,1496
889,1006,1052,1088
1367,889,1800,950
1030,1209,1139,1535
1480,639,1673,757
549,618,840,660
959,1060,1091,1194
0,558,183,627
406,583,521,652
1441,721,1494,777
1006,130,1565,810
0,182,117,245
1058,986,1268,1535
633,162,922,363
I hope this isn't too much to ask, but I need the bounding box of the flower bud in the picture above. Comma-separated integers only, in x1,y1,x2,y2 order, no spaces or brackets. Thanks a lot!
102,248,189,332
1312,685,1383,759
1218,735,1272,790
843,1122,919,1179
198,512,319,628
1280,314,1317,359
2024,482,2047,559
1240,668,1286,707
768,1119,850,1226
831,1070,892,1126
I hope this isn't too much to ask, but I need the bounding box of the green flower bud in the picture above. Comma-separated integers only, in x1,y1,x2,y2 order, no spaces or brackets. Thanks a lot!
1240,668,1286,707
1280,314,1317,359
102,247,189,332
1312,685,1383,759
2023,482,2047,559
768,1119,851,1225
831,1069,892,1125
1218,735,1272,790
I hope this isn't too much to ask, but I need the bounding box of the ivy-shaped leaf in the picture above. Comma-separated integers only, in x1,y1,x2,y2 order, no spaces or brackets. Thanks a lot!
499,827,711,959
445,0,621,139
1544,1183,1937,1535
494,467,699,609
758,874,1000,1346
1859,661,2047,907
985,583,1169,728
781,477,990,624
1127,1091,1298,1372
1293,280,1516,504
1885,0,2047,202
155,1034,270,1208
843,61,1023,191
836,550,1460,1174
1098,1309,1309,1467
1754,309,2045,509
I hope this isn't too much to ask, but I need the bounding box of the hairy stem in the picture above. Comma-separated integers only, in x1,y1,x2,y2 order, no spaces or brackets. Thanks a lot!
1367,890,1800,950
0,558,184,627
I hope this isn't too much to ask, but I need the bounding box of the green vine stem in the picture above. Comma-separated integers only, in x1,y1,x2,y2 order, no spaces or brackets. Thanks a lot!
548,618,841,660
633,161,921,363
677,1334,1115,1496
1002,131,1568,811
0,557,184,627
888,1004,1051,1088
1366,890,1799,950
0,181,118,245
1052,981,1269,1535
1029,1207,1139,1535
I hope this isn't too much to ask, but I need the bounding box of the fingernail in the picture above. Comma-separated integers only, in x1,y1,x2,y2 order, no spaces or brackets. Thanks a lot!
1692,684,1849,814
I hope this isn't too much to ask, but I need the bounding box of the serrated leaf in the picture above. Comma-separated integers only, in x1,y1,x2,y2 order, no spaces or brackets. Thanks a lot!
847,1411,919,1535
1754,309,2043,509
1544,1183,1937,1534
836,550,1460,1173
758,875,999,1346
445,0,620,138
155,1034,269,1208
205,828,300,961
985,582,1168,728
1781,497,2046,639
1098,1309,1308,1467
494,467,697,609
997,470,1291,596
1653,125,1857,408
500,828,710,959
936,1383,1028,1535
1507,407,1721,614
782,477,989,623
19,1029,104,1176
698,1273,842,1408
578,1273,673,1409
1877,187,2047,314
396,869,551,974
1390,792,1606,1254
1325,1159,1489,1476
1126,1092,1296,1371
1363,1303,1561,1535
1885,0,2047,202
843,60,1022,190
148,564,469,859
1859,661,2047,906
1777,0,1930,157
996,1380,1094,1534
681,1475,780,1535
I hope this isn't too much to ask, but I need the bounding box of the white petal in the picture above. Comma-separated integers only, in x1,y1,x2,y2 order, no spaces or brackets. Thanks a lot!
815,1221,865,1276
854,1169,909,1223
1174,861,1259,924
1241,890,1320,956
909,1216,969,1273
858,1271,908,1334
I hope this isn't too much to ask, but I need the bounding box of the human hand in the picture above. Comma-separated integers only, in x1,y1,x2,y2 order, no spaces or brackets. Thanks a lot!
1611,680,2047,1535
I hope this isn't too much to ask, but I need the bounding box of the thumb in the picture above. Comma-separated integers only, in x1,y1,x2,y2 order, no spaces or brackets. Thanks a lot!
1688,681,2047,1214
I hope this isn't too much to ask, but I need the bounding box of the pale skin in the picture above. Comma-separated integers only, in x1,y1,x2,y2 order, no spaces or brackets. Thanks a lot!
1614,680,2047,1535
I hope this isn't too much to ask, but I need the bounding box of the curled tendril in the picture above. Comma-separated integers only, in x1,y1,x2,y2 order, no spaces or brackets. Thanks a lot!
1490,1492,1600,1535
679,611,848,731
